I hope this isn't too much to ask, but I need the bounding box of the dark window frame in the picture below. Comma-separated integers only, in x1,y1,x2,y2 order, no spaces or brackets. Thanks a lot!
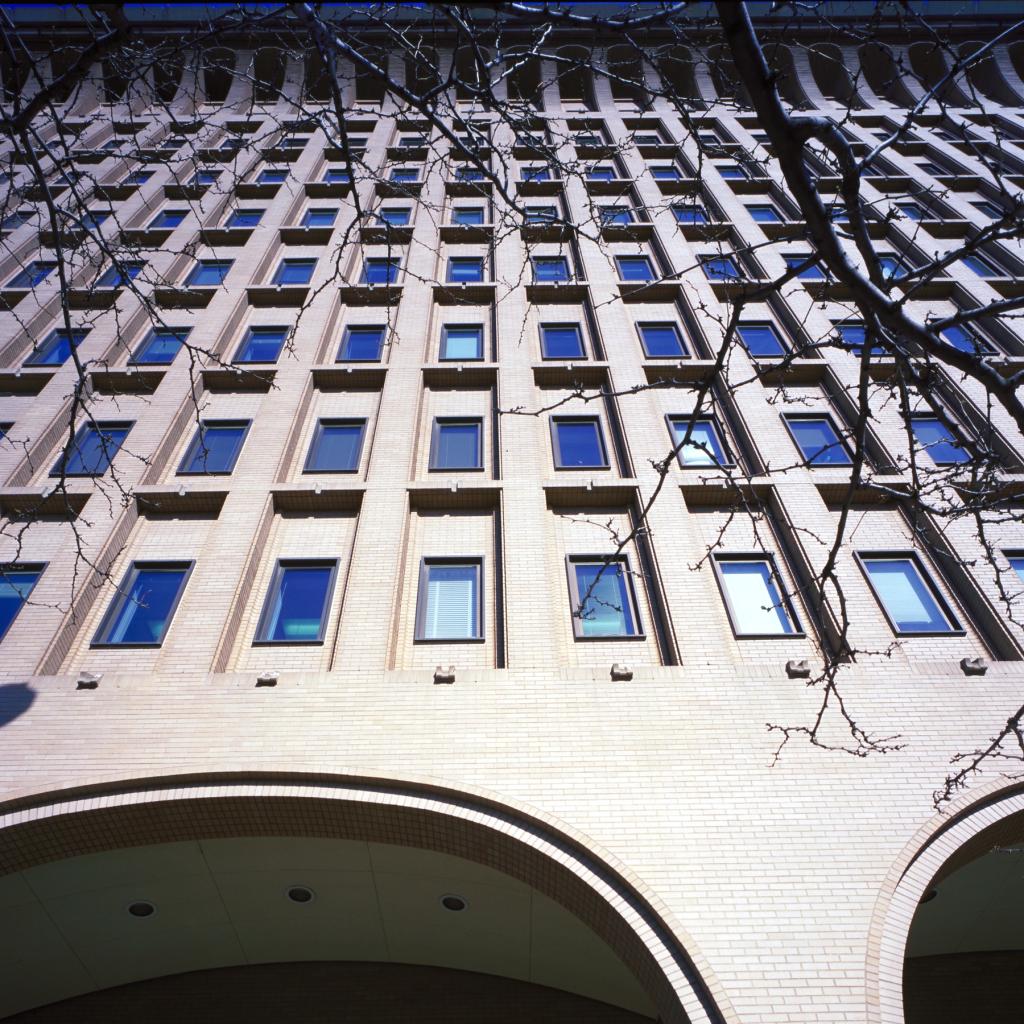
338,324,386,362
131,327,189,366
565,554,645,640
636,321,688,359
414,557,485,642
737,320,788,358
50,420,133,478
781,412,853,467
234,325,288,364
855,550,965,637
91,560,194,649
0,562,46,642
429,417,484,471
303,418,367,474
711,552,804,639
440,324,484,362
666,414,735,468
252,558,340,646
550,416,610,470
177,419,251,476
539,322,586,360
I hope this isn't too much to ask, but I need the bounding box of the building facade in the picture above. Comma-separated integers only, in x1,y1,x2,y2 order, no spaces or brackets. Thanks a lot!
1,5,1024,1022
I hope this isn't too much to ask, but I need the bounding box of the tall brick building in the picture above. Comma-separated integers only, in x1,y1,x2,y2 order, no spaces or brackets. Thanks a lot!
1,4,1023,1022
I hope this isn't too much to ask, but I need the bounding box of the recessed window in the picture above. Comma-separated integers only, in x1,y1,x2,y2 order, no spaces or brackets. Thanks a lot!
858,553,961,635
897,202,926,222
254,560,338,644
540,323,585,359
235,326,287,363
93,562,192,647
415,559,483,641
940,324,995,355
1,210,33,230
910,415,970,465
961,253,1002,278
551,417,609,468
186,260,232,287
454,166,486,182
192,169,220,186
178,420,249,475
878,254,912,281
7,262,56,288
302,208,337,227
123,170,152,186
701,255,741,281
362,257,400,284
587,165,616,181
834,322,883,356
615,256,655,282
714,555,799,636
737,322,786,358
25,328,88,367
96,263,142,288
257,168,287,184
748,204,783,223
0,564,44,642
273,259,316,286
784,415,852,466
452,207,485,226
304,419,366,473
447,257,485,283
717,163,748,179
600,206,634,225
669,415,731,467
1006,552,1024,585
650,164,681,180
567,557,641,638
531,256,570,283
972,200,1004,219
638,322,687,358
430,418,483,470
227,209,263,228
324,169,350,183
441,324,483,361
525,205,558,223
521,165,552,182
673,204,708,225
133,327,189,365
149,209,186,229
377,207,411,226
339,325,385,361
783,255,826,281
389,167,419,183
51,422,132,477
633,130,664,146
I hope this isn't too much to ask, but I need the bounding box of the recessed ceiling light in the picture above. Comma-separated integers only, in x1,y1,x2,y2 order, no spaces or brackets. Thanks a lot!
440,893,468,912
127,900,155,917
286,885,315,904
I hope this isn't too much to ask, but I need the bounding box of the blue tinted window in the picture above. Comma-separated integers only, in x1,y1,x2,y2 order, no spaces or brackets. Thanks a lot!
258,169,287,183
124,171,152,185
0,565,43,641
532,257,570,282
784,256,825,280
941,325,993,355
650,165,681,180
362,258,400,284
339,326,384,361
389,168,419,183
447,258,484,283
302,208,337,227
255,562,336,644
861,556,957,633
552,418,607,468
911,416,970,465
749,205,783,223
601,207,633,225
674,205,708,224
616,256,655,282
324,169,350,183
786,416,851,465
431,420,482,470
717,558,796,635
52,422,131,477
94,563,191,646
273,259,315,286
97,263,142,288
1,210,33,230
571,560,637,638
670,417,729,466
7,262,55,288
588,166,615,181
26,329,88,366
179,421,249,474
186,260,232,286
897,202,926,221
738,323,786,357
441,325,483,361
879,255,911,280
526,206,557,223
718,164,747,179
540,324,584,359
151,209,186,228
417,561,481,640
133,328,188,365
377,207,411,225
227,209,263,227
701,256,741,281
305,420,365,472
521,165,551,181
193,170,220,186
452,207,485,225
639,323,686,358
455,167,485,181
236,327,286,363
1008,555,1024,585
962,253,1000,278
835,323,884,356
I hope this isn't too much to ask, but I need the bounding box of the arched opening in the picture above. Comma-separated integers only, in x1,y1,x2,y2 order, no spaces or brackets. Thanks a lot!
706,44,751,107
303,49,332,102
405,45,439,100
959,40,1021,107
908,41,971,107
152,47,185,105
655,46,704,109
607,44,651,109
0,50,32,105
100,55,129,103
252,47,287,104
766,43,811,109
202,48,236,104
0,777,726,1024
1010,41,1024,91
809,43,863,107
555,45,595,109
507,51,543,109
858,42,917,106
453,45,489,104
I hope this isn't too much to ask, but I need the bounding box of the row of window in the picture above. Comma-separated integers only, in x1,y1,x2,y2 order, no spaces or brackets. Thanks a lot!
1,546,1005,647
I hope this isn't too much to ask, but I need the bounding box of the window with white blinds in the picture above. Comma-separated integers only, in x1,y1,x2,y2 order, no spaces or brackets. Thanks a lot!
416,560,482,640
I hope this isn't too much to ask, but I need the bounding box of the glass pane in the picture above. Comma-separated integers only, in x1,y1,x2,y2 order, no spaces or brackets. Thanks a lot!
308,423,362,472
617,258,653,282
61,426,130,476
533,258,569,282
423,564,478,639
719,560,794,634
555,420,604,467
573,562,634,637
303,209,337,227
674,206,707,224
541,325,584,359
28,330,86,366
228,210,262,227
672,419,726,466
447,259,484,283
341,328,384,361
1009,557,1024,585
183,425,246,473
941,325,990,355
702,257,740,281
442,327,482,360
788,418,850,465
104,567,187,644
0,569,41,639
274,261,314,285
640,324,685,357
435,422,480,468
738,324,785,357
363,259,399,284
237,328,285,362
863,558,951,632
749,206,781,222
911,417,970,465
453,208,484,225
262,565,333,642
135,330,186,364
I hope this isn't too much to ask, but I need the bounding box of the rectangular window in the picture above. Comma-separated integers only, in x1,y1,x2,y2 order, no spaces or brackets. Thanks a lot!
1,210,33,230
972,200,1004,219
650,165,681,180
441,325,483,361
7,262,56,288
235,326,287,363
430,418,483,470
389,167,419,183
96,263,142,288
452,207,485,225
133,327,189,365
302,208,337,227
362,257,400,284
0,564,44,641
615,256,655,282
227,209,263,228
567,557,641,638
600,206,633,225
150,209,186,229
673,204,708,225
455,166,486,182
257,169,287,184
858,553,961,635
551,417,609,468
377,207,411,225
525,205,558,223
93,562,192,647
192,169,220,186
941,324,994,355
910,415,970,465
447,257,485,283
324,169,351,183
415,560,483,641
26,328,88,367
638,322,687,358
717,164,748,179
962,253,1002,278
748,204,783,223
738,322,786,357
338,325,384,361
701,255,741,281
1006,552,1024,585
587,165,615,181
521,165,552,182
178,420,250,475
897,202,926,221
186,260,232,287
123,170,152,186
878,254,912,281
783,255,826,281
51,422,131,477
304,419,366,473
540,323,585,359
532,256,570,283
669,415,731,467
835,322,883,356
714,555,799,636
784,415,852,466
254,560,338,644
273,259,316,286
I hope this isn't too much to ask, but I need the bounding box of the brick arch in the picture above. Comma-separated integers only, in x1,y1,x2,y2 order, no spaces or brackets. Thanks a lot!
0,772,736,1024
865,779,1024,1024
